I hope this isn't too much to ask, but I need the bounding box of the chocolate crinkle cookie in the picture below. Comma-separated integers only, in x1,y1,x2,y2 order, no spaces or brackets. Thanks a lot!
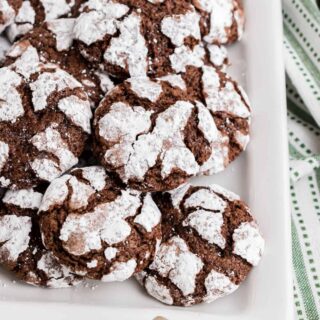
39,166,162,282
4,21,115,107
93,67,250,192
0,44,92,189
136,183,265,306
6,0,82,42
0,188,83,288
0,0,22,34
73,0,229,79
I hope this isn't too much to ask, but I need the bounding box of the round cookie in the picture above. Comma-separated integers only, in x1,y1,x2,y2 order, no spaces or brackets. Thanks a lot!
0,0,22,34
6,0,82,42
93,71,250,192
0,188,83,288
5,21,115,107
0,45,92,189
73,0,229,79
39,166,162,281
136,183,265,306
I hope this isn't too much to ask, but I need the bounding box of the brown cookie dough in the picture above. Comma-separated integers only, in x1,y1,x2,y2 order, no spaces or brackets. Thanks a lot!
6,0,82,42
39,166,162,281
136,183,265,306
0,0,22,33
93,70,250,192
0,188,83,288
0,45,92,189
5,21,115,107
73,0,229,79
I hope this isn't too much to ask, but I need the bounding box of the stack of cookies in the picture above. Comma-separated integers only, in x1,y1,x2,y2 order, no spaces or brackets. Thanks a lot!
0,0,265,307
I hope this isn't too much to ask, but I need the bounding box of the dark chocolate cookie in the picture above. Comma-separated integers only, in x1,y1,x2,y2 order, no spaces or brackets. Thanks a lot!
136,183,264,306
5,21,115,107
0,45,92,189
0,188,83,288
0,0,22,33
39,166,162,281
93,68,250,192
6,0,82,42
73,0,229,79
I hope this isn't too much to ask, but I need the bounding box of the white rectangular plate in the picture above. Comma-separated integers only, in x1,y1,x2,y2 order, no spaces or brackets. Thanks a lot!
0,0,293,319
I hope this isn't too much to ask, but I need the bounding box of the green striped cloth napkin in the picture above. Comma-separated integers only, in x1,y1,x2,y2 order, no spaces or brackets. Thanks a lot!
283,0,320,318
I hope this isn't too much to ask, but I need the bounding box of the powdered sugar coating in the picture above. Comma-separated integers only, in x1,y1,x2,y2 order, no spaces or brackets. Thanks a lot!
203,270,239,303
57,95,92,133
30,125,78,181
41,0,71,21
47,18,75,52
36,252,81,288
0,141,9,172
0,36,10,61
104,13,148,77
94,70,114,94
0,0,16,33
3,189,42,209
158,74,186,90
134,193,161,232
128,78,162,103
74,0,129,46
6,1,35,42
170,44,206,73
184,188,227,212
68,176,95,210
201,65,250,118
80,166,107,191
102,259,137,282
233,221,265,266
104,247,118,261
150,236,203,296
207,44,228,69
161,10,201,47
0,215,32,261
183,210,226,249
30,68,83,112
144,276,174,305
0,68,24,123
